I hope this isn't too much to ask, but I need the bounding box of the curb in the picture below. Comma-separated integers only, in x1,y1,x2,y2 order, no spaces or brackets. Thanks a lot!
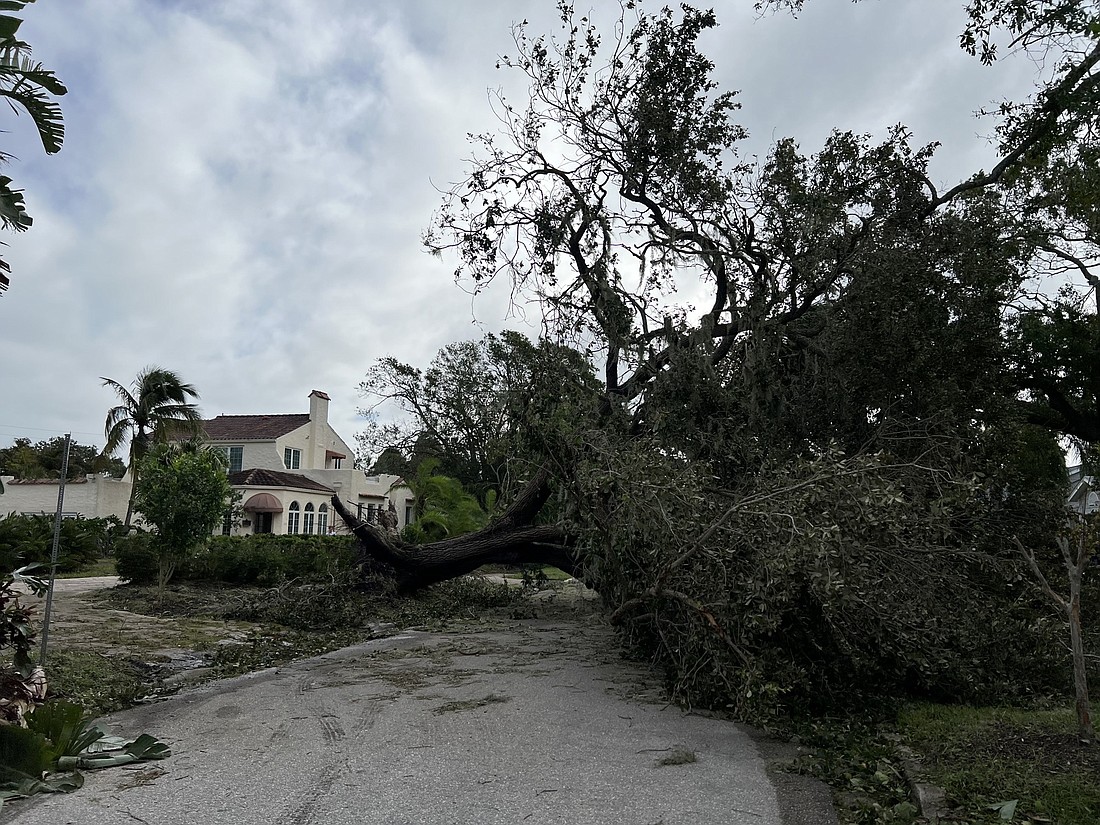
896,744,949,822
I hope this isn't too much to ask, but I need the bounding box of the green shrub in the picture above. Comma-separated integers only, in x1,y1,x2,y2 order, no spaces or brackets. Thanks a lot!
113,532,158,585
186,535,358,585
0,514,115,573
0,724,51,782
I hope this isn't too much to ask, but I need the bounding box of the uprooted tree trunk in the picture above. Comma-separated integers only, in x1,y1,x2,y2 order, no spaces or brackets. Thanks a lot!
331,465,581,592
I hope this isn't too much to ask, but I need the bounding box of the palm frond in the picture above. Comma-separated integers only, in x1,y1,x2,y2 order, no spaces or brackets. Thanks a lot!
0,174,29,231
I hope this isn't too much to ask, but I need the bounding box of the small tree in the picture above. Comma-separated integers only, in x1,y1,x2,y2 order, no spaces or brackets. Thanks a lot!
133,443,231,596
1016,516,1096,744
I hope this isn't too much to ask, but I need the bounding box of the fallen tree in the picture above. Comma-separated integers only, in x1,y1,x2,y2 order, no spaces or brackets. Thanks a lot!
339,2,1090,715
331,464,581,592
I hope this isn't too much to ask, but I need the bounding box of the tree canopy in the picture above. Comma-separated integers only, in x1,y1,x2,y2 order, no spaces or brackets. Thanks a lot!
343,1,1095,715
0,437,125,481
133,442,231,593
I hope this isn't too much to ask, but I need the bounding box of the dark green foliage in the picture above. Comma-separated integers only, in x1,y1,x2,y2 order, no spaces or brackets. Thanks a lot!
25,701,103,762
0,0,66,295
369,446,408,476
359,330,600,502
187,535,358,585
0,437,125,480
113,532,158,585
0,567,44,683
0,724,50,782
117,534,359,587
101,366,203,527
134,443,232,590
0,514,116,574
575,440,1073,717
1010,297,1100,444
401,460,489,543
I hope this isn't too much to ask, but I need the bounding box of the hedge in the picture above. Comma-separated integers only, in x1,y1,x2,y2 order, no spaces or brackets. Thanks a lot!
115,533,359,586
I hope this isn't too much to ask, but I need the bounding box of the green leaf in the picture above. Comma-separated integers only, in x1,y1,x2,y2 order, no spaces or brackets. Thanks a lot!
0,175,31,232
26,701,106,762
987,799,1018,820
124,733,171,760
0,15,21,40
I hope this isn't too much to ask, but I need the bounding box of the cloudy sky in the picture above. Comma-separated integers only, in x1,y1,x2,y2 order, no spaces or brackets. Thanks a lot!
0,0,1038,457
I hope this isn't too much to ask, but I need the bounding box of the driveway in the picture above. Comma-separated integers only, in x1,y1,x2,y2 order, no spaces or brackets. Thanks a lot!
6,615,834,825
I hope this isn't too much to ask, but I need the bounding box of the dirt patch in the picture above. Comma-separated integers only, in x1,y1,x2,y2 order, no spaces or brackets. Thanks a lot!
965,721,1100,775
24,579,242,661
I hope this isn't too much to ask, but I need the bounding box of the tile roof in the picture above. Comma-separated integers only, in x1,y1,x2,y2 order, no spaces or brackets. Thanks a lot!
202,414,310,440
227,468,334,493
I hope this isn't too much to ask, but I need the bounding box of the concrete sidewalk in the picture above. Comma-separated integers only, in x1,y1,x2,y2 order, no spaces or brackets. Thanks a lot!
8,619,828,825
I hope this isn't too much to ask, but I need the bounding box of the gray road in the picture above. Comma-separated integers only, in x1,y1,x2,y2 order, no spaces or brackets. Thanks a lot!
8,618,830,825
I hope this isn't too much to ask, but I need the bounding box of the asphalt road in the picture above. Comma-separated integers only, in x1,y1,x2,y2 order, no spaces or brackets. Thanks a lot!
5,615,836,825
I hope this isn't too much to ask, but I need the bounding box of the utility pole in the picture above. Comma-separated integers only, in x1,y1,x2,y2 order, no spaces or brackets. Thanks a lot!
38,432,71,667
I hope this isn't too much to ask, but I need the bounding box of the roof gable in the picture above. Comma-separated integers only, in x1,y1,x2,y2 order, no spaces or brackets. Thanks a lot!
203,414,309,441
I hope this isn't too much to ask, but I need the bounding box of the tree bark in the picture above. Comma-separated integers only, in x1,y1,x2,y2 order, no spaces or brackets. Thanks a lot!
331,466,581,592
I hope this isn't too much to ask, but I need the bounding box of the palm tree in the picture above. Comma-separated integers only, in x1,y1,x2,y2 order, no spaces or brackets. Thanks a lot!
0,1,66,295
101,367,202,526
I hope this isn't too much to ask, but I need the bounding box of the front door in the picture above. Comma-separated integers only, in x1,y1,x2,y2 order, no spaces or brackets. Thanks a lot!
253,512,273,534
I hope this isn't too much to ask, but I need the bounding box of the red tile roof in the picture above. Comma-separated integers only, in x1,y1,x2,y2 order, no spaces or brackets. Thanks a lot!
228,468,334,493
202,414,309,440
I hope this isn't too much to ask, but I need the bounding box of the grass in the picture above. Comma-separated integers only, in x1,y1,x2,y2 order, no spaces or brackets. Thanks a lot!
900,703,1100,825
43,648,147,715
56,556,117,578
789,702,1099,825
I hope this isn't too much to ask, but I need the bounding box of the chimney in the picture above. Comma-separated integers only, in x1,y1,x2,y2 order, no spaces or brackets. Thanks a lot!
308,390,330,468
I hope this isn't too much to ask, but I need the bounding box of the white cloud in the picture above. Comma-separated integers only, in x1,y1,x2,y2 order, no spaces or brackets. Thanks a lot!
0,0,1043,451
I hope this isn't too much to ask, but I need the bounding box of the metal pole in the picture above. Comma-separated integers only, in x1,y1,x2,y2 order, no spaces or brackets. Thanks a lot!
38,432,71,667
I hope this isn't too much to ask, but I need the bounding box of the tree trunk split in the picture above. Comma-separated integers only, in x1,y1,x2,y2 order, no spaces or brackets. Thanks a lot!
331,467,582,592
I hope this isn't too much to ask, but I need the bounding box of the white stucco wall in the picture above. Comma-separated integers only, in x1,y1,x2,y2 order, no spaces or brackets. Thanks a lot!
0,475,131,520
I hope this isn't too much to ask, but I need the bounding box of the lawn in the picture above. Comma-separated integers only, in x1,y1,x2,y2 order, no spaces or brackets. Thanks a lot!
900,703,1100,824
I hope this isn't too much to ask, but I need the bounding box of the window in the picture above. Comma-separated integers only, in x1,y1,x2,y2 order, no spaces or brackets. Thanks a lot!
318,504,328,535
284,447,301,470
366,502,379,523
221,508,233,536
331,457,342,469
303,503,315,535
216,446,244,473
287,501,300,534
404,504,414,527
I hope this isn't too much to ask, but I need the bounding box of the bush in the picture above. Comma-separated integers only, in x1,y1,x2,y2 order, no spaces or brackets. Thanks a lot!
0,724,51,782
187,535,358,585
0,514,115,573
113,532,158,585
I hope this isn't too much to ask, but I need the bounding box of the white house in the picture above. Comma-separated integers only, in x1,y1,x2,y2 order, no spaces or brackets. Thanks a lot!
0,391,414,535
203,390,414,536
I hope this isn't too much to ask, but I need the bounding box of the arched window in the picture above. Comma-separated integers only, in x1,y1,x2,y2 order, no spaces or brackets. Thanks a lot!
303,502,315,535
318,503,329,535
287,501,300,535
